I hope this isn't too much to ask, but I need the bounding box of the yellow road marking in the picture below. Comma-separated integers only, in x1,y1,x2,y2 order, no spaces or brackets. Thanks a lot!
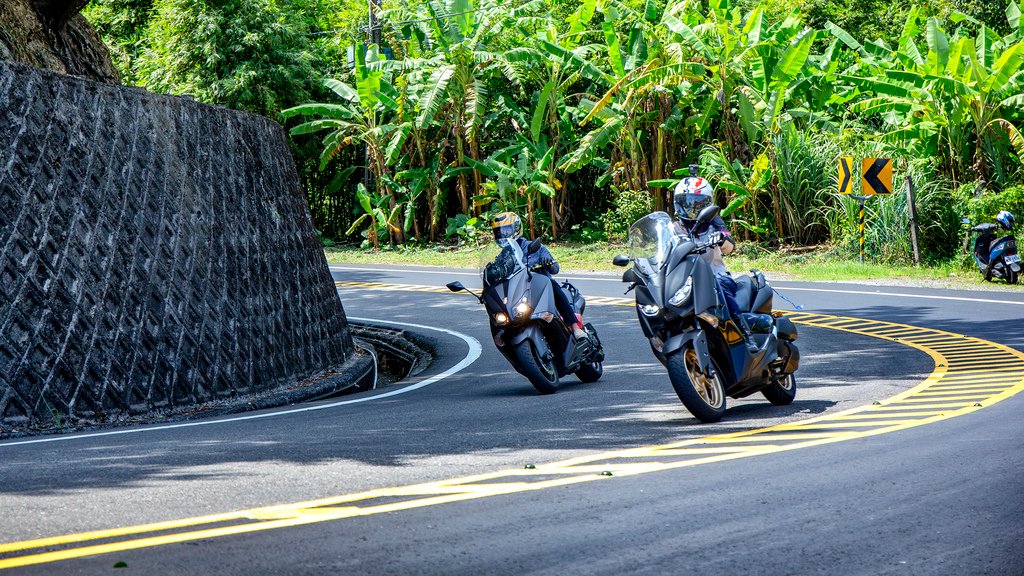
2,281,1023,570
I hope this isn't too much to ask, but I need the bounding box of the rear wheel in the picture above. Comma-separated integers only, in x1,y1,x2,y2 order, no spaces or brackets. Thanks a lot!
1007,268,1019,285
575,361,603,383
513,338,560,394
666,345,726,423
762,373,797,405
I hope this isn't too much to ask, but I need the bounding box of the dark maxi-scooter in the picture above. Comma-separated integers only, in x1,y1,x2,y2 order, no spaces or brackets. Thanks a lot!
447,238,604,394
968,217,1020,284
612,208,800,423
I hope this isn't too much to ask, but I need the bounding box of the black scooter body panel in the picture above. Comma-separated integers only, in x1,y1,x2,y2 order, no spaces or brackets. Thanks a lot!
483,262,600,379
624,217,799,410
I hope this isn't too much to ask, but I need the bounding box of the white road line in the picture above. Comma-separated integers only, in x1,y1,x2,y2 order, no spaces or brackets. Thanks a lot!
776,287,1024,306
0,319,482,449
329,265,1024,305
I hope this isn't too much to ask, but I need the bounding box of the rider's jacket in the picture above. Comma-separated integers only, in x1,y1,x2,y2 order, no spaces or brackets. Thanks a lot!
515,237,560,275
674,217,731,276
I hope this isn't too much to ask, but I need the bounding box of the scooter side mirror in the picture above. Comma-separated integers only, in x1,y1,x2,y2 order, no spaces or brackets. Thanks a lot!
446,281,465,292
696,205,720,226
622,268,640,284
612,254,630,267
527,238,543,255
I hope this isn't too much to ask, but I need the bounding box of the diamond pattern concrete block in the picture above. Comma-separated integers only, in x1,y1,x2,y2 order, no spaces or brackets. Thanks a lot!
0,61,355,428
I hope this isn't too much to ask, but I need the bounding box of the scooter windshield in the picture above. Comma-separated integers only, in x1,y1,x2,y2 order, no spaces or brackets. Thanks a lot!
481,238,526,286
628,212,678,277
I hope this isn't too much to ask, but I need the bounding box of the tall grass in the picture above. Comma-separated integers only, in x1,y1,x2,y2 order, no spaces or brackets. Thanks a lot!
774,125,839,244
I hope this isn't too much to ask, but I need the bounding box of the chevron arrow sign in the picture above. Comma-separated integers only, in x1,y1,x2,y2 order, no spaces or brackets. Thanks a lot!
838,157,854,194
861,158,893,195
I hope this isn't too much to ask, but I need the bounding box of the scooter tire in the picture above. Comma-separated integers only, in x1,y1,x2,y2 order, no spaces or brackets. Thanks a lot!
575,361,603,383
1008,269,1019,285
513,339,560,394
666,346,726,423
762,373,797,405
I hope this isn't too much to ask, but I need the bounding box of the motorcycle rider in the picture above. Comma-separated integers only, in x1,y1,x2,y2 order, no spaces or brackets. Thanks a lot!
672,166,760,354
490,212,591,348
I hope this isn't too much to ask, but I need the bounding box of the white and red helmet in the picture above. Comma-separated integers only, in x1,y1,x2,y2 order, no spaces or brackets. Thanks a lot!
673,166,714,221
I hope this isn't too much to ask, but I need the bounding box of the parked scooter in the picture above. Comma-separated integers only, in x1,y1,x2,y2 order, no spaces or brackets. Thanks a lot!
447,238,604,394
968,210,1020,284
612,208,799,423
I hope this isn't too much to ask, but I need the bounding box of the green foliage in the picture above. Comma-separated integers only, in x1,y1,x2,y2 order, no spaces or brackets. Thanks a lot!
445,214,484,243
602,187,652,242
772,125,839,244
960,184,1024,234
82,0,154,83
85,0,1024,259
135,0,317,116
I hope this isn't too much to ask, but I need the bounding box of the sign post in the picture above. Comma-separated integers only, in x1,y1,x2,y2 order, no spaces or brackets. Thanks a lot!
851,194,869,263
905,175,921,265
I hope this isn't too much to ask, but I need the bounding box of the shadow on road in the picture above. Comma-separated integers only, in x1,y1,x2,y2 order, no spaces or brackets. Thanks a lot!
0,292,940,496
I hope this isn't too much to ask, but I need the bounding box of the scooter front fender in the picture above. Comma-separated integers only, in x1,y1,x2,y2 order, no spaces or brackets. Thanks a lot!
662,330,711,373
510,324,543,347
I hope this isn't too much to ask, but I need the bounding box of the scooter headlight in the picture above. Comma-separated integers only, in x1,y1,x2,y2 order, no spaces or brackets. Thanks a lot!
494,312,509,325
668,277,693,307
639,304,661,316
514,296,531,318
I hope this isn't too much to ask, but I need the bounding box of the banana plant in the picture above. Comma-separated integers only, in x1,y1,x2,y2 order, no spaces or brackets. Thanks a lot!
466,136,558,239
391,0,528,214
348,183,397,250
283,45,413,244
560,0,705,210
829,8,1024,187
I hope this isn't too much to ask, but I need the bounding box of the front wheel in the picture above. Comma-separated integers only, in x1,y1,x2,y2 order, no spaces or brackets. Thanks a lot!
666,345,726,423
762,373,797,405
513,338,560,394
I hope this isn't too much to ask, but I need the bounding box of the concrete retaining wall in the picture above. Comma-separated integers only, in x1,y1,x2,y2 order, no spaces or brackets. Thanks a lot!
0,60,356,429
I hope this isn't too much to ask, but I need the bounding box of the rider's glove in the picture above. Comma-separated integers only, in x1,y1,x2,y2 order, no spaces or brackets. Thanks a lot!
539,257,555,269
707,232,725,247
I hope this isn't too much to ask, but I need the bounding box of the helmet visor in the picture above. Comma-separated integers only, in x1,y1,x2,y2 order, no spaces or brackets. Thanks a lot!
675,194,712,220
493,224,518,242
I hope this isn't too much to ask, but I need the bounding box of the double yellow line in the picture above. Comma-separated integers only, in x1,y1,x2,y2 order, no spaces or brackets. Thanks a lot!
2,283,1022,570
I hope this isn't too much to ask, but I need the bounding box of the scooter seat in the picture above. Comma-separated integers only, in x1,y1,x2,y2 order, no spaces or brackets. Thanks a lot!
734,275,756,313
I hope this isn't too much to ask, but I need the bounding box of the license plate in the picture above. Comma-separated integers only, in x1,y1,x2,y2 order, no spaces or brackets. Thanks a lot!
1006,254,1021,264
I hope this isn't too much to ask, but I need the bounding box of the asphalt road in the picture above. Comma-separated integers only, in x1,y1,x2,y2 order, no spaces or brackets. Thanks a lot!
1,264,1022,575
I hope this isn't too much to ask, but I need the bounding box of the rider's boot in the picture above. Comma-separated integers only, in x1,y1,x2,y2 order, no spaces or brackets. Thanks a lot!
571,315,592,358
736,314,761,355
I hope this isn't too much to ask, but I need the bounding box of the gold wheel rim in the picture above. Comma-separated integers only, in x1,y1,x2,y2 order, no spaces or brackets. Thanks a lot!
685,348,723,408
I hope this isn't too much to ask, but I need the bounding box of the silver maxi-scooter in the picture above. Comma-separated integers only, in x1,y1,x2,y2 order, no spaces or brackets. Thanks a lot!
613,207,799,422
447,238,604,394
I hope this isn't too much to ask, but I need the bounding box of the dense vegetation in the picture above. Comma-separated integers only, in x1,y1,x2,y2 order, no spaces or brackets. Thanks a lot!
84,0,1024,264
